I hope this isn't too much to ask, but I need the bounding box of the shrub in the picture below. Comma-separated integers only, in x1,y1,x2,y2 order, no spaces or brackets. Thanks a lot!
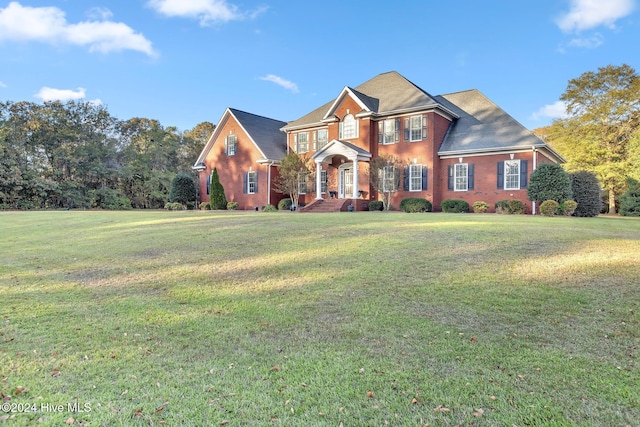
440,199,469,213
169,173,196,206
494,200,510,214
199,202,210,210
368,200,384,211
473,201,489,213
508,200,526,215
539,200,559,217
559,200,578,216
209,168,227,210
620,178,640,217
570,171,602,217
227,201,239,210
262,204,277,212
528,163,573,204
277,198,292,211
165,202,183,211
399,197,432,213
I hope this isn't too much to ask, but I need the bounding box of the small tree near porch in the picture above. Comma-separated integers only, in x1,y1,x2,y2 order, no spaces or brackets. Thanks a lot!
369,154,403,210
274,153,312,210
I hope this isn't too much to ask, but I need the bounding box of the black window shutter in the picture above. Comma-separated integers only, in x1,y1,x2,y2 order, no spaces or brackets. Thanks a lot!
395,119,400,142
468,164,475,190
448,165,453,191
497,161,504,189
422,166,428,190
254,172,258,193
233,136,238,154
520,160,528,188
243,172,247,194
378,121,383,144
224,136,228,156
403,166,409,191
404,118,410,141
206,174,211,195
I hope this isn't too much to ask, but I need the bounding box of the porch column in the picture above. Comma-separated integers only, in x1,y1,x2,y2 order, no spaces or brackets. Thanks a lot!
351,158,359,199
315,159,323,200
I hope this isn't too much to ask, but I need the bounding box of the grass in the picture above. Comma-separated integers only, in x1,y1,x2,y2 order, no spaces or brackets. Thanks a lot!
0,210,639,426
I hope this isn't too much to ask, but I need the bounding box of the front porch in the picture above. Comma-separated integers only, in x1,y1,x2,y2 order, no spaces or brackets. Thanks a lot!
299,197,370,213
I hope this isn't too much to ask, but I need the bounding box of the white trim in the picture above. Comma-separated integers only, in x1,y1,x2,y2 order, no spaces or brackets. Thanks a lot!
322,87,372,121
504,159,521,190
454,163,468,192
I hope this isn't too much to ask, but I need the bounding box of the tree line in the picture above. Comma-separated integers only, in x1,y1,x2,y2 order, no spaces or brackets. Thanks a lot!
0,100,213,209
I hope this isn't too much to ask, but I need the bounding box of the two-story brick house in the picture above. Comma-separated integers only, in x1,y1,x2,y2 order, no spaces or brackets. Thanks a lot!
193,71,563,213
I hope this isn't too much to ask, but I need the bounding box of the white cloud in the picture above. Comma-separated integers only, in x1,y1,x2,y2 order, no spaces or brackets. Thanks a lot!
0,2,156,56
531,101,568,121
0,81,7,88
567,33,604,48
147,0,263,26
35,87,87,102
557,0,636,32
259,74,299,93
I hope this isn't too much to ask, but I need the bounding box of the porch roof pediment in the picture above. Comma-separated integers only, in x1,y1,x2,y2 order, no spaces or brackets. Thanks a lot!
311,139,372,163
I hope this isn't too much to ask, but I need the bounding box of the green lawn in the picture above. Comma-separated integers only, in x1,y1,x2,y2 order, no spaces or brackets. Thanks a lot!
1,211,639,426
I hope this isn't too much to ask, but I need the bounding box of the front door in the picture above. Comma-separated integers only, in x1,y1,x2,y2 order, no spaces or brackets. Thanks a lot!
339,168,353,199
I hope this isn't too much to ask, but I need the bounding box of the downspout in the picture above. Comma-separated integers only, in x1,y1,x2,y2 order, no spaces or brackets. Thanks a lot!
532,146,537,215
267,161,274,206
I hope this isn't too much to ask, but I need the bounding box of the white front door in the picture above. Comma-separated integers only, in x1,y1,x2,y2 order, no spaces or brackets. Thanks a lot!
339,168,353,199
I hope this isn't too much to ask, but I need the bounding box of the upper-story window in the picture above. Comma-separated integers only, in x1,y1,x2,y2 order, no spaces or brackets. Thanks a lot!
294,132,309,153
314,129,329,150
339,114,358,139
404,115,428,141
225,134,238,155
378,119,400,144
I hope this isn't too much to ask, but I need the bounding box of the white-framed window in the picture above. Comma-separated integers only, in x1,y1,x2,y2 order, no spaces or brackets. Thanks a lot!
382,165,398,192
378,119,400,144
404,115,428,141
294,132,309,153
454,163,468,191
320,170,328,193
504,160,520,190
225,134,238,155
297,170,309,194
339,114,358,139
409,164,422,191
314,129,329,150
247,171,257,194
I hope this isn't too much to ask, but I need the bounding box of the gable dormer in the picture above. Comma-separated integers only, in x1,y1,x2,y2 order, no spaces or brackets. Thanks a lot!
321,86,379,123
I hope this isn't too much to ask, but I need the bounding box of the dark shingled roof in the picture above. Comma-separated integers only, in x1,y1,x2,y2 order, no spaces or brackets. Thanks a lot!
436,90,546,155
229,108,287,160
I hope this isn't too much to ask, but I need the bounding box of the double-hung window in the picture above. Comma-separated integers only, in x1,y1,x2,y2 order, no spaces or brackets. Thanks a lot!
409,164,422,191
498,160,527,190
404,115,428,141
225,135,238,155
314,129,329,150
294,132,309,153
378,119,400,144
297,170,308,194
339,114,358,139
382,166,398,192
448,163,474,191
247,171,257,194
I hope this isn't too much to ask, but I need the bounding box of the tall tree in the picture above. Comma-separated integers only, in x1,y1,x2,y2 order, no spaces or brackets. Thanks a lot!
545,64,640,214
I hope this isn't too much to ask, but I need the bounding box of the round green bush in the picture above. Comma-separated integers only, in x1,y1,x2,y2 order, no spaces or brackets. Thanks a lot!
440,199,469,213
199,202,210,210
399,197,432,213
559,200,578,216
539,200,559,217
227,201,239,210
277,198,292,210
262,204,277,212
368,200,384,211
528,163,572,204
473,201,489,213
508,200,526,215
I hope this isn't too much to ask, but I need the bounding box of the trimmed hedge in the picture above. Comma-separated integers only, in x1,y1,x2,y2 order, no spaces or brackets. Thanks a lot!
399,197,432,213
368,201,384,211
495,200,510,214
441,199,469,213
473,201,489,213
539,200,559,217
227,201,239,210
262,204,277,212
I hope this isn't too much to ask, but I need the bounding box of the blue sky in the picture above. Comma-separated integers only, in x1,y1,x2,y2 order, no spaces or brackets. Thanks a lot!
1,0,638,132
